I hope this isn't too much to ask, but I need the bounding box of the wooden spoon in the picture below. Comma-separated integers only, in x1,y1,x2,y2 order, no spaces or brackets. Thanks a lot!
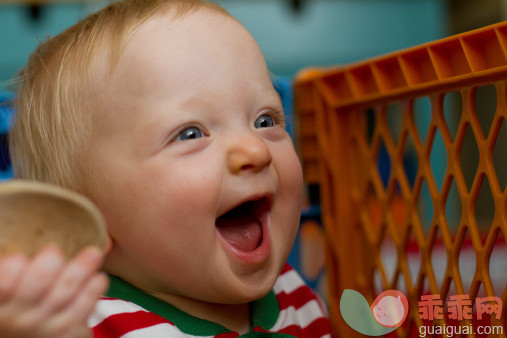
0,180,107,258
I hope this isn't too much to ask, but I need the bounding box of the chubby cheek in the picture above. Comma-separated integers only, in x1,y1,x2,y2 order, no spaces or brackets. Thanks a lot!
96,153,222,248
279,140,303,209
135,162,221,231
282,149,304,204
101,158,224,282
272,142,304,254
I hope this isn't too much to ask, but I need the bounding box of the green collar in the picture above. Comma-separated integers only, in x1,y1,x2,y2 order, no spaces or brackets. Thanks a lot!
106,275,281,336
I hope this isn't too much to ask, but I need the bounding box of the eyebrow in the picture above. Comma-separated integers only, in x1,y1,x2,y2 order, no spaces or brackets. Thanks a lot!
253,84,283,106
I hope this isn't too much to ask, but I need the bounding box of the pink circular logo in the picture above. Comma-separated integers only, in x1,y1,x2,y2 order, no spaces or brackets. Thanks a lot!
370,290,409,328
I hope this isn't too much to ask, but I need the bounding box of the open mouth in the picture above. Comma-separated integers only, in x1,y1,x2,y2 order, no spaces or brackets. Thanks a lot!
215,197,270,252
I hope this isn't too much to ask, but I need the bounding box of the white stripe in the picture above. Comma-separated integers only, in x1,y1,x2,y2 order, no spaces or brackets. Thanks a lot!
273,269,305,294
88,298,149,327
121,323,214,338
271,299,326,331
296,300,327,328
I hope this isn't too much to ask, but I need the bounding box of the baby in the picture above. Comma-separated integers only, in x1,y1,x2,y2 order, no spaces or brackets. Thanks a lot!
0,0,330,336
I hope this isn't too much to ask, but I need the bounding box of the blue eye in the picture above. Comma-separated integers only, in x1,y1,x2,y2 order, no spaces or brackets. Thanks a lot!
176,126,204,141
254,114,276,128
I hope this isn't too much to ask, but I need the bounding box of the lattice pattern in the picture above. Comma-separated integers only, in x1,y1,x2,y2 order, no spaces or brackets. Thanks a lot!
295,22,507,337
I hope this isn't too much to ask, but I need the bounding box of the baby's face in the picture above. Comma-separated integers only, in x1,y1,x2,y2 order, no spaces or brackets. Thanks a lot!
83,10,303,304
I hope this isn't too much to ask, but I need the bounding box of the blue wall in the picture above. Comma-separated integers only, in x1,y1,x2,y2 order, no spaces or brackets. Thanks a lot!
224,0,446,76
0,3,92,87
0,0,446,87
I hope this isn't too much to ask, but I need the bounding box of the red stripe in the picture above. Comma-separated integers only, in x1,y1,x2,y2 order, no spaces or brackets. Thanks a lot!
280,263,293,274
214,332,240,338
253,318,330,337
252,326,272,333
92,310,172,338
276,285,317,310
275,317,331,337
275,324,301,337
303,317,332,337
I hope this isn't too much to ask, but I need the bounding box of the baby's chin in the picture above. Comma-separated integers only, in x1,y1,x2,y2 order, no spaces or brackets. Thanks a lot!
228,261,289,302
214,268,279,304
215,240,291,300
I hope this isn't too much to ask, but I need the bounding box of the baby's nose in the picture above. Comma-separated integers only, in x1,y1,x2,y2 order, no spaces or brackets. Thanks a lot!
226,133,272,174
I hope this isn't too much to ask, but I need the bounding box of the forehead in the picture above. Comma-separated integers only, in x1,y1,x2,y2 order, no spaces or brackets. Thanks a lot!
102,10,270,99
89,9,278,144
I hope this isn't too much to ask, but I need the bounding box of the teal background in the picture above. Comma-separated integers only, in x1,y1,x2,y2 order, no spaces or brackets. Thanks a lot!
0,0,446,88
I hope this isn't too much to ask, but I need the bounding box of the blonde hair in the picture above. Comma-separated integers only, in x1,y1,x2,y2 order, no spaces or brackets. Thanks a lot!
9,0,230,189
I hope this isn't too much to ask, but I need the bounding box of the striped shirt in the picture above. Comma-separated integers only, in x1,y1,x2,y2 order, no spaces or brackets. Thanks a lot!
89,264,331,337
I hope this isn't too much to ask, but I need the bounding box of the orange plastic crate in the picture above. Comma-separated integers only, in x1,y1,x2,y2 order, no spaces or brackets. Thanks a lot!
294,22,507,337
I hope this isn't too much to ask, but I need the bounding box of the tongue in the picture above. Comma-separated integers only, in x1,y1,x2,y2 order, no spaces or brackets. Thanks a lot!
216,215,262,252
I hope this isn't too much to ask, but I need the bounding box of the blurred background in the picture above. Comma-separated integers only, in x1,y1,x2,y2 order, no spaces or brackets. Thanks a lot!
1,0,506,86
1,0,506,304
